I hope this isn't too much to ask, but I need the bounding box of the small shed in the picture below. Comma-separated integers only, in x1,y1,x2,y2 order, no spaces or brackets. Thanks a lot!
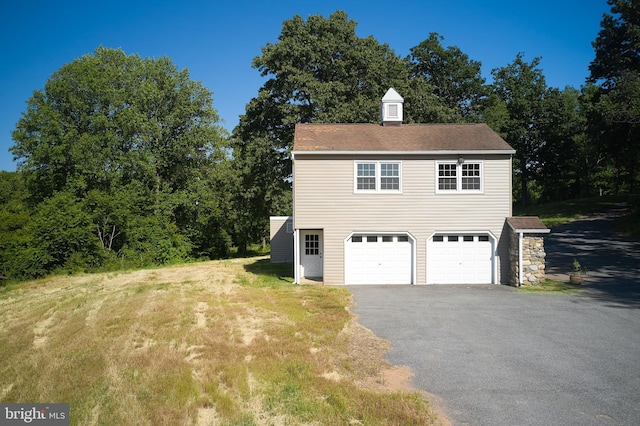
506,217,550,286
269,216,294,263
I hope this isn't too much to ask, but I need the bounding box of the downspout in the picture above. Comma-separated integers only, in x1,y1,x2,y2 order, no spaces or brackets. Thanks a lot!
294,229,300,284
518,231,524,286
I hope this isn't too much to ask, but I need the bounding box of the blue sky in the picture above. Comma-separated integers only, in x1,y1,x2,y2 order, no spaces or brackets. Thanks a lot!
1,0,610,171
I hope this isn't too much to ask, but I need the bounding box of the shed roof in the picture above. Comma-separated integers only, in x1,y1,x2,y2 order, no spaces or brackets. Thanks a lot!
292,123,514,153
506,217,550,233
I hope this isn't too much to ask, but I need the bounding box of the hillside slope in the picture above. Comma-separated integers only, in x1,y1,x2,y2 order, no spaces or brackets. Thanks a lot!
0,257,444,425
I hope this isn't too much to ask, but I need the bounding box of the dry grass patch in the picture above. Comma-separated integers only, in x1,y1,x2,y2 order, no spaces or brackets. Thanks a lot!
0,257,446,425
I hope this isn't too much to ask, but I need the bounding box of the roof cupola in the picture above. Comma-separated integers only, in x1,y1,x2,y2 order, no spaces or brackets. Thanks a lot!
380,88,404,126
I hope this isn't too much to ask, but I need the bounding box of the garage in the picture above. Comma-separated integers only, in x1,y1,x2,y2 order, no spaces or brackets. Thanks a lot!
427,233,494,284
345,234,414,284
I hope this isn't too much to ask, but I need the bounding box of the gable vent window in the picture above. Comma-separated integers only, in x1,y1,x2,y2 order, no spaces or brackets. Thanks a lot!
437,161,483,193
355,161,402,193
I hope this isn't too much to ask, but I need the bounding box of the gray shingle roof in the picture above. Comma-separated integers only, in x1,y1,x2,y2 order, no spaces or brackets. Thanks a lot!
506,217,550,232
293,123,514,153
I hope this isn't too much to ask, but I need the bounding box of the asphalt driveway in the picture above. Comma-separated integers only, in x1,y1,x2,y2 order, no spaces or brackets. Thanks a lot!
349,208,640,426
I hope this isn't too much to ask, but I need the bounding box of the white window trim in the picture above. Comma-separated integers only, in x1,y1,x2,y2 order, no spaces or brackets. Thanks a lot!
435,160,484,194
354,161,402,193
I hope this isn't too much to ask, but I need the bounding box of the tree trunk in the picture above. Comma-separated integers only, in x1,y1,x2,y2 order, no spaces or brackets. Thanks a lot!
520,166,530,208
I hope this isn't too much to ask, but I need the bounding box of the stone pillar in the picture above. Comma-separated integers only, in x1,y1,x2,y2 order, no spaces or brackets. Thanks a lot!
506,217,549,287
521,234,546,285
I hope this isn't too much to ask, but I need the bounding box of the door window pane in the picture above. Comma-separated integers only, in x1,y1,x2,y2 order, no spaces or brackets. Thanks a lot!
305,234,319,255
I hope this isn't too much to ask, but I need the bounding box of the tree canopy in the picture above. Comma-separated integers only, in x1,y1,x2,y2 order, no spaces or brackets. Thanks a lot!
12,47,224,203
409,32,487,121
589,0,640,88
489,54,549,206
5,47,232,279
587,0,640,193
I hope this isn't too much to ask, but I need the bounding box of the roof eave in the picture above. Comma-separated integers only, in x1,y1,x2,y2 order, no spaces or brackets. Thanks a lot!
510,227,551,234
506,219,551,234
292,149,516,158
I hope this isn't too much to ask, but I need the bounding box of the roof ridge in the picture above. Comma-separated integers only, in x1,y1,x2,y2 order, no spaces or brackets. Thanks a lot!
296,122,487,126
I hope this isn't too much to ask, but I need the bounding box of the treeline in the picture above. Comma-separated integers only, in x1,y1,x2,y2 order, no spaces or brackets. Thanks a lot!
1,2,638,280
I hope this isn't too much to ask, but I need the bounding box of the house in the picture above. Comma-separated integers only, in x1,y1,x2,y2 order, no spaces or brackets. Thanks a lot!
271,88,546,285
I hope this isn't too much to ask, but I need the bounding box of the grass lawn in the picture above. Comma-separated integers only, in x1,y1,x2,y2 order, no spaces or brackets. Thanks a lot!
0,257,445,425
517,279,585,294
513,194,639,231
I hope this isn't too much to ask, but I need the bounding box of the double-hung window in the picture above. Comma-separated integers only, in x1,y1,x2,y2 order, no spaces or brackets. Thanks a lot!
461,163,481,190
437,161,483,193
355,161,401,193
356,163,376,190
380,163,400,190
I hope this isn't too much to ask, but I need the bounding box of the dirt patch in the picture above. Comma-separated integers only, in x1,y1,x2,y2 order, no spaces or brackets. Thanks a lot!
338,319,413,392
377,366,414,392
341,316,452,425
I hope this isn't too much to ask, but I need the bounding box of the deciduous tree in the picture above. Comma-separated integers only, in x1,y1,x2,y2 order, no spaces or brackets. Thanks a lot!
587,0,640,193
409,33,488,121
8,47,230,277
490,54,548,206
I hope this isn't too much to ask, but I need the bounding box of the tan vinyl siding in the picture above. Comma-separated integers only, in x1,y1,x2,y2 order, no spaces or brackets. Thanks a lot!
293,154,512,285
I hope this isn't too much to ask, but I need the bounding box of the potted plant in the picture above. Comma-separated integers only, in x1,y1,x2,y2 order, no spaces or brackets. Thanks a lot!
569,259,589,285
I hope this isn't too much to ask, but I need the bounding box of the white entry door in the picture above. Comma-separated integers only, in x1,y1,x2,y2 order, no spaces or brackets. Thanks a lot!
301,231,323,278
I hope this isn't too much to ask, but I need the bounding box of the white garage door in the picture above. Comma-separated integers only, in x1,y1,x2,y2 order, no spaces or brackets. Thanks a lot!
427,234,493,284
346,234,413,284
